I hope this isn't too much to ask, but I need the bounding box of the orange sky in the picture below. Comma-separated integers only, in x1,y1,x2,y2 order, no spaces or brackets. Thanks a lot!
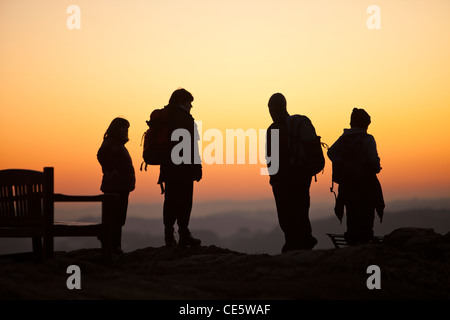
1,0,449,208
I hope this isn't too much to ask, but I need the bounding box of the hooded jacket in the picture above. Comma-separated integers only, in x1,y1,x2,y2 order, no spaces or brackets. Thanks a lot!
158,104,202,184
97,137,136,193
327,127,384,222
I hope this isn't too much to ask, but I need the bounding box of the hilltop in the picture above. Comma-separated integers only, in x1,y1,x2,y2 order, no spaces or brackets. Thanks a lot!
0,227,449,300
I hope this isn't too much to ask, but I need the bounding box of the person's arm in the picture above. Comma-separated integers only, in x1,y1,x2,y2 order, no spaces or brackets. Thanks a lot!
364,135,381,174
97,142,116,173
327,137,341,162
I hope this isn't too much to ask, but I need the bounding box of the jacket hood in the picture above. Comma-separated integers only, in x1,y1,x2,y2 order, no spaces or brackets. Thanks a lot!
342,128,367,136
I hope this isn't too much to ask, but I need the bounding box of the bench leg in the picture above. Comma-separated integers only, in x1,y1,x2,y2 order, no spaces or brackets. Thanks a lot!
101,200,113,263
44,235,53,259
102,229,113,263
32,236,43,261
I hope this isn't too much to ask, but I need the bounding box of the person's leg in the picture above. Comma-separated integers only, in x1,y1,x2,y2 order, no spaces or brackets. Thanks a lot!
345,208,375,244
272,181,298,253
344,201,358,244
292,175,317,249
359,207,375,242
176,180,201,247
344,186,375,244
163,181,180,247
112,192,129,253
176,179,193,233
348,204,375,243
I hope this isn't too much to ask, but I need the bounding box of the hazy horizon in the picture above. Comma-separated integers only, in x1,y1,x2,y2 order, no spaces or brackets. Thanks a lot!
55,195,450,221
3,198,449,255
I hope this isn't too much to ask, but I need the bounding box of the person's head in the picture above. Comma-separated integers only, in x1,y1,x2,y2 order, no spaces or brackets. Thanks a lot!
268,93,288,122
350,108,371,130
103,117,130,143
168,88,194,110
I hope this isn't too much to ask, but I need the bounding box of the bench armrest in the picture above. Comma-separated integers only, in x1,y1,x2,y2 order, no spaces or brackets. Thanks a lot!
53,193,119,203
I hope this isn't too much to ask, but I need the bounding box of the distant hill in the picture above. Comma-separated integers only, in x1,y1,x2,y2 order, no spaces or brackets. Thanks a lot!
52,197,450,220
193,208,450,254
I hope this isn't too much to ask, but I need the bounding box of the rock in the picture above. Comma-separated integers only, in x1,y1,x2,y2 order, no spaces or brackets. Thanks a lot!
382,227,450,262
383,227,442,248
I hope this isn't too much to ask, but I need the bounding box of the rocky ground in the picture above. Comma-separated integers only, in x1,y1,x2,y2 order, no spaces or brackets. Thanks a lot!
0,227,449,300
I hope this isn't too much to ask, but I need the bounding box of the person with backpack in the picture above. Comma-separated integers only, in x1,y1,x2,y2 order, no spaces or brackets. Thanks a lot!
97,117,136,254
327,108,384,245
266,93,321,253
155,88,202,248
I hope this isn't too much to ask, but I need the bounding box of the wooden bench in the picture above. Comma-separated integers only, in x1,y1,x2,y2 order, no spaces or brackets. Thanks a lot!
0,167,117,262
326,233,383,248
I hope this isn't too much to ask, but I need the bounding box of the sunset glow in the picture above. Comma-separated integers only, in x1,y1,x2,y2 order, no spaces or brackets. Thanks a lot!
1,0,449,210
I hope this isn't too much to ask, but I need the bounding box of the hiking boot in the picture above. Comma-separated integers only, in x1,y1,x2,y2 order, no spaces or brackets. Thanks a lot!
281,243,293,254
113,247,124,255
165,233,177,247
311,237,318,249
298,236,318,250
282,236,318,253
178,232,201,248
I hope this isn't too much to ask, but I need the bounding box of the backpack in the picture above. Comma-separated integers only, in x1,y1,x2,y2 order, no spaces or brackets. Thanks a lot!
286,115,326,179
140,107,171,171
330,133,369,185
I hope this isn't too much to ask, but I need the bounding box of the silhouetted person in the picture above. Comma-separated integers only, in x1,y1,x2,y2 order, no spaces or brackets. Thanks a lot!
159,88,202,248
327,108,384,245
266,93,318,253
97,117,136,254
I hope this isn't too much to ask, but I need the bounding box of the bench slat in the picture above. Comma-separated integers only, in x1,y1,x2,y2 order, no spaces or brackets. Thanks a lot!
326,233,383,248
